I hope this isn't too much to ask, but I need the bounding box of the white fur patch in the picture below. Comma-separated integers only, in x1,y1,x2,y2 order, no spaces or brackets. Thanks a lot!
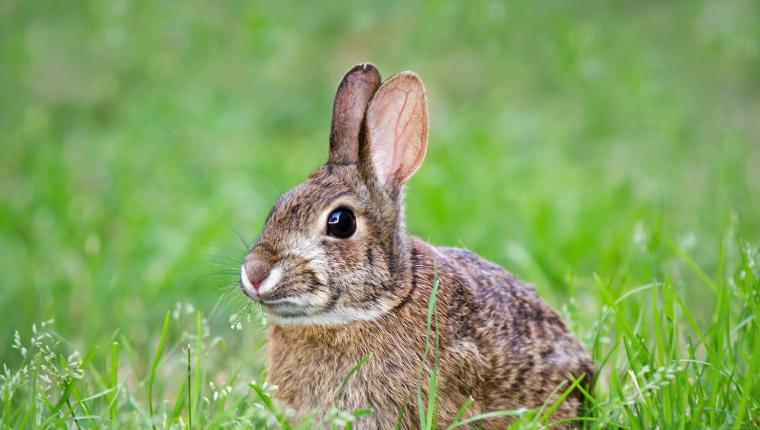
257,267,282,295
268,301,393,326
289,237,325,261
288,237,328,285
263,296,312,307
240,265,257,297
241,265,282,297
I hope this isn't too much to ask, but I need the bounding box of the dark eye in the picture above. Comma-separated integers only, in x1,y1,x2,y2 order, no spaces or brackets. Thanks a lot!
326,207,356,239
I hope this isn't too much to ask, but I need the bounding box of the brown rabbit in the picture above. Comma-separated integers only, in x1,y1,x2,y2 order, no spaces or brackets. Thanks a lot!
240,63,594,428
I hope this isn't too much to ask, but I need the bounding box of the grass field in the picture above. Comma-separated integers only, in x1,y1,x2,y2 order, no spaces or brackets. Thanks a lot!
1,0,759,428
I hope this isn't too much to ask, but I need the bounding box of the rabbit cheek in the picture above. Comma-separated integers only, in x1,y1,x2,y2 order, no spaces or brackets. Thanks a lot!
287,236,329,285
260,256,335,314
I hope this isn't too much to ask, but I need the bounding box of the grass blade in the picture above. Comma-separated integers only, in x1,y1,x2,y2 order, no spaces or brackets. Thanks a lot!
250,382,291,430
148,311,171,430
109,341,119,422
417,271,440,429
446,396,474,430
335,353,373,403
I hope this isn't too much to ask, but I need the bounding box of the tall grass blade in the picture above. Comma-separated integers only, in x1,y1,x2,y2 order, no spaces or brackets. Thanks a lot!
109,341,119,422
335,353,373,403
417,271,440,429
148,311,171,430
250,382,292,430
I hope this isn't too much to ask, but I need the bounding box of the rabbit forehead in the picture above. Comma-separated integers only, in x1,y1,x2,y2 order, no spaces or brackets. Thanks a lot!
266,166,364,223
256,164,366,246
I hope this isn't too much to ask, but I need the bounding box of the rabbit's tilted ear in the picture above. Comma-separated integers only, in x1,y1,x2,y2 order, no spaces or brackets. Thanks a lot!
364,72,428,195
328,63,382,165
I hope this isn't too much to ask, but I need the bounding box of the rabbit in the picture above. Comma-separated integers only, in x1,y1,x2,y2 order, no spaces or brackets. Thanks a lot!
239,63,594,429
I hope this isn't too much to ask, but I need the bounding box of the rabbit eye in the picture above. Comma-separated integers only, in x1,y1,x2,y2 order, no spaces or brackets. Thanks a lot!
326,207,356,239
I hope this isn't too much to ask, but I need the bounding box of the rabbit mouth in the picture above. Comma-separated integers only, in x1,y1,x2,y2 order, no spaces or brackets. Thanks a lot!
264,300,396,326
261,297,310,314
258,293,331,318
240,281,326,316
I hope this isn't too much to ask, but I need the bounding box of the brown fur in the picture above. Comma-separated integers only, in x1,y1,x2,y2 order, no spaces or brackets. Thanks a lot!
241,64,594,428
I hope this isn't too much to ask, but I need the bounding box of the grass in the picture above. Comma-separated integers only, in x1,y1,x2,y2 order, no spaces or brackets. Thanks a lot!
1,0,759,428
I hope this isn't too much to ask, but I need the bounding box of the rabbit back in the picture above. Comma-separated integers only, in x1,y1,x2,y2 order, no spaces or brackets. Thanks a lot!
435,244,594,422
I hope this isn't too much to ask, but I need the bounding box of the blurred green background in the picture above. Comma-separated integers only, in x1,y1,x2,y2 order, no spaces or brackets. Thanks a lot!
1,0,759,367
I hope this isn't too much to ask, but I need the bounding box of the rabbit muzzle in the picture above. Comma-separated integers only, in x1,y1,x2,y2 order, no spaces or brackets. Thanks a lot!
241,242,334,319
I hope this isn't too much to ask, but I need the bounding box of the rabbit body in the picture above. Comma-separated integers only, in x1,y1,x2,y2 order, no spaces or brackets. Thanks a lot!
241,64,593,429
267,231,592,429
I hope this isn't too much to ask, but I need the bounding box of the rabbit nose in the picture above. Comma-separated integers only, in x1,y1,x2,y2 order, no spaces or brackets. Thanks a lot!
241,246,282,298
241,259,271,293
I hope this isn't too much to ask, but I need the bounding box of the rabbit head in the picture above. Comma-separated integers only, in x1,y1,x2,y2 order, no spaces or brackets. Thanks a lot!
241,63,429,326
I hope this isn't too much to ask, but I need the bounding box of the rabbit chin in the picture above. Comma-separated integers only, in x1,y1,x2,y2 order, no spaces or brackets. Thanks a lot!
266,300,395,326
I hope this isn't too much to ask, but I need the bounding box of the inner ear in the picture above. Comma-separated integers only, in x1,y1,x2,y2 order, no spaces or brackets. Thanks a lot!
362,71,429,195
328,63,382,165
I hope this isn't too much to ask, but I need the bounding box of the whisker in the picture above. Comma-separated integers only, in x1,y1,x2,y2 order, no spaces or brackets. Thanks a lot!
200,254,246,265
228,225,251,250
197,270,240,281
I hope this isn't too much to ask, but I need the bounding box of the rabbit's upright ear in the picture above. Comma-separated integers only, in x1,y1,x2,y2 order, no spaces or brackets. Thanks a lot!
363,72,428,196
328,63,382,165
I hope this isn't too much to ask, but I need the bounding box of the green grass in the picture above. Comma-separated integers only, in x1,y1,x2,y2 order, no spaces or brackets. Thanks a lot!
1,0,759,428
